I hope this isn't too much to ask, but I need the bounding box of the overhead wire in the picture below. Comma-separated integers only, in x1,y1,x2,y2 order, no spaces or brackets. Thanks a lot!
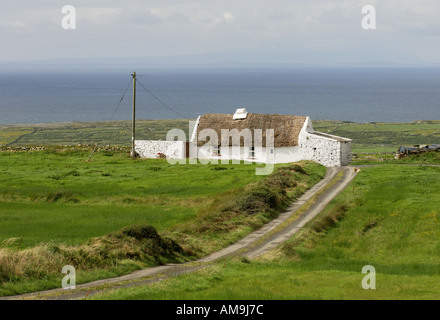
109,77,133,122
88,76,132,160
135,78,191,119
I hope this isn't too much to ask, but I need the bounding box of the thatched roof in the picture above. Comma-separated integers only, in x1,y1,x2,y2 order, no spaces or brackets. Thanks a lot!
195,113,307,147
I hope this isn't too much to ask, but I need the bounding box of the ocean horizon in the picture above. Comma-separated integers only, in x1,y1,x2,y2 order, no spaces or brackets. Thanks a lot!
1,67,440,125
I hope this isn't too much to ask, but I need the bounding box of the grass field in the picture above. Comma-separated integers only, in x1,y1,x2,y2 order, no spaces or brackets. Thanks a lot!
0,147,325,297
0,148,266,248
313,120,440,153
92,164,440,300
0,120,192,147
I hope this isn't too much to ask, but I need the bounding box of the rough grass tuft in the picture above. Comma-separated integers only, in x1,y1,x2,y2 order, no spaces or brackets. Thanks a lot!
361,219,378,235
46,191,79,203
0,223,188,284
310,203,349,233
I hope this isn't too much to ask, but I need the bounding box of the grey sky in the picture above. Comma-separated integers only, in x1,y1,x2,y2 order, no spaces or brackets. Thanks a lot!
1,0,440,66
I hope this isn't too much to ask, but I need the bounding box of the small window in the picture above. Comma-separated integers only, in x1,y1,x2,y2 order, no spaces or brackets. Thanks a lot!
270,149,274,154
212,146,221,156
249,146,255,158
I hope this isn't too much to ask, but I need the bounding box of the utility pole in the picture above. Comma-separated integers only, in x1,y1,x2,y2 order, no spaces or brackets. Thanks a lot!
131,71,136,159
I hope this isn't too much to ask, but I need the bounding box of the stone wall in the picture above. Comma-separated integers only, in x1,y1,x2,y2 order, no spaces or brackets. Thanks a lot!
340,141,352,166
135,140,185,159
299,132,344,167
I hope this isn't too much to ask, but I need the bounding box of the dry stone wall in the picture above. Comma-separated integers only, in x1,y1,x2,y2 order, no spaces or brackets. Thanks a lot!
299,132,345,167
135,140,185,159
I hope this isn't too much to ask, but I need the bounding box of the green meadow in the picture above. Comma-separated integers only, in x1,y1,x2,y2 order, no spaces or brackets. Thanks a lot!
0,148,265,248
93,164,440,300
0,119,190,147
313,120,440,153
0,145,325,296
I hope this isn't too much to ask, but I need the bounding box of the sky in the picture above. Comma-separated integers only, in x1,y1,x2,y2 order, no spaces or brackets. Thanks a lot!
1,0,440,67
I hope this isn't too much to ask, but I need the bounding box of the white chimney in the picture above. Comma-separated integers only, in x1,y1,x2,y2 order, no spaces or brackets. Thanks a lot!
233,108,248,120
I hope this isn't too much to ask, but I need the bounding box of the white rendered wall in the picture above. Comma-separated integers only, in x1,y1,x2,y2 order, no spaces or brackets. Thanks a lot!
135,140,185,159
196,145,276,164
273,146,303,164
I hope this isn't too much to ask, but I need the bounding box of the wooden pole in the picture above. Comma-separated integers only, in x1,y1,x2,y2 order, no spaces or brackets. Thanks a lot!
87,143,98,162
131,71,136,159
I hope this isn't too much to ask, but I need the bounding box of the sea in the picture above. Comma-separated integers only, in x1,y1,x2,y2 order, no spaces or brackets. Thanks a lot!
1,67,440,125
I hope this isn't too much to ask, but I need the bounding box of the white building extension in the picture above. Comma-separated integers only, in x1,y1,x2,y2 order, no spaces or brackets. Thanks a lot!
191,109,352,167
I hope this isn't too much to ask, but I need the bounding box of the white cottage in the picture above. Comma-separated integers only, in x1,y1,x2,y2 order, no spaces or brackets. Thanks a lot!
190,109,352,167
